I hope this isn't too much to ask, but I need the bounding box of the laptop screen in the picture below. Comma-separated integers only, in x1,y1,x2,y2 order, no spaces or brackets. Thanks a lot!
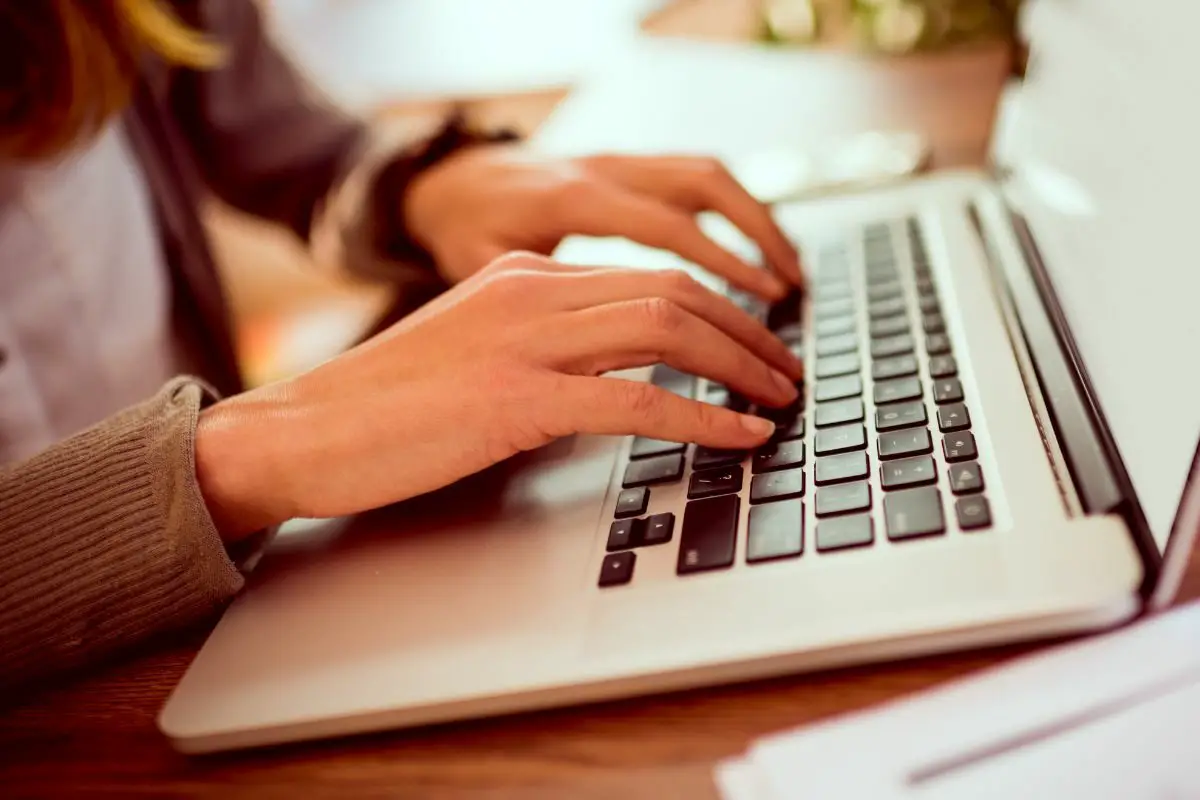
997,1,1200,553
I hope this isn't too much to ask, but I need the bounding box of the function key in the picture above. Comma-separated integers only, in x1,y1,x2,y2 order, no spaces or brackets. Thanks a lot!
926,333,952,355
630,436,686,459
693,446,746,470
816,513,874,552
814,423,867,456
880,455,937,490
753,440,806,474
750,468,806,504
942,432,978,462
875,400,928,431
614,487,649,518
815,374,863,402
623,453,684,487
816,332,859,357
948,462,985,494
688,465,744,499
607,519,637,551
599,551,636,587
816,398,866,428
678,494,740,574
642,512,676,545
870,315,910,339
815,481,871,517
956,495,993,530
872,354,919,380
928,354,958,378
933,378,964,404
937,403,971,433
884,486,946,541
747,500,805,563
815,451,870,485
873,376,923,405
870,333,915,359
877,427,933,460
815,352,862,379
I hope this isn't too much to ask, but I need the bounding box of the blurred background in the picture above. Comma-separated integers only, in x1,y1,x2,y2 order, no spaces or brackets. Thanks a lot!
217,0,1021,387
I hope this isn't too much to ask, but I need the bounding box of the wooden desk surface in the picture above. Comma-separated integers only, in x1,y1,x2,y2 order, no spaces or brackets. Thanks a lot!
4,5,1198,799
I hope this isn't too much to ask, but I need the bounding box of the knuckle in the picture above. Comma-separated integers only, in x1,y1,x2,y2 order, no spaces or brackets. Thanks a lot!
553,174,595,206
637,296,685,335
695,156,730,182
484,250,550,275
662,268,701,298
618,381,664,419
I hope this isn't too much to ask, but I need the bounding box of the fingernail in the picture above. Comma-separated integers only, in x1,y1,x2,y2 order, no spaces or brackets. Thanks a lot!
741,414,775,438
771,369,798,400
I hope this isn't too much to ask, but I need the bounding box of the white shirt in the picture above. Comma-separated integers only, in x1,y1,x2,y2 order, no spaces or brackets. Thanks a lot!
0,122,177,465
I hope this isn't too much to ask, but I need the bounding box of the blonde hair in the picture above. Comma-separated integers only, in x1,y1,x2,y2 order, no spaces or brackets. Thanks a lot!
0,0,223,160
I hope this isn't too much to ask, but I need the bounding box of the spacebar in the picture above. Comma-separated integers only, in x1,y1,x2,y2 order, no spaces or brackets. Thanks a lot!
677,494,740,575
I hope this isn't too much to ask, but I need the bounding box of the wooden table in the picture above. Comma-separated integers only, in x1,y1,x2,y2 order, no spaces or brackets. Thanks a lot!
5,5,1197,800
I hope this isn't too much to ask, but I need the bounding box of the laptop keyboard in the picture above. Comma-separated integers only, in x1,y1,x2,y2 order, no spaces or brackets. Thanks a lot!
597,218,994,588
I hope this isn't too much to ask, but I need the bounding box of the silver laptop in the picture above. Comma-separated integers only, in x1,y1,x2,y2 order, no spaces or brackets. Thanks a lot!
159,2,1200,753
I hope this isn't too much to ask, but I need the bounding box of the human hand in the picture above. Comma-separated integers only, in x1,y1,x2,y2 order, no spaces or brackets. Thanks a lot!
402,147,804,300
196,252,803,540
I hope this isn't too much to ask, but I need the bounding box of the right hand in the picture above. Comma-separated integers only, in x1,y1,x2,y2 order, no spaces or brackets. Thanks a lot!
195,252,803,539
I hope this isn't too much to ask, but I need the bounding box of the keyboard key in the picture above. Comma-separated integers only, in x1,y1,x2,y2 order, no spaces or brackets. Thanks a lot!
815,398,865,428
949,462,985,494
867,281,903,302
642,512,675,545
815,451,870,485
815,423,867,455
599,551,636,586
873,376,923,405
814,297,855,319
614,487,649,518
816,332,859,357
678,494,740,574
816,513,874,552
630,437,686,459
875,401,928,431
915,275,936,294
776,323,803,345
922,313,945,334
937,403,971,432
814,281,852,301
872,354,919,380
815,352,861,379
750,468,806,504
869,315,910,339
933,378,964,404
868,296,906,319
928,354,958,378
774,415,805,442
705,385,729,406
693,447,746,470
956,495,992,530
753,440,806,474
650,365,696,399
688,465,744,499
607,519,637,551
815,481,871,516
919,294,941,314
870,333,914,359
942,432,977,462
816,315,856,337
815,374,863,402
747,500,805,563
877,427,933,460
623,453,684,487
757,399,802,424
926,333,952,355
884,486,946,541
880,455,937,490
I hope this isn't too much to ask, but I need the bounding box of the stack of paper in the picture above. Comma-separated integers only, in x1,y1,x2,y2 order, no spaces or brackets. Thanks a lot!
716,602,1200,799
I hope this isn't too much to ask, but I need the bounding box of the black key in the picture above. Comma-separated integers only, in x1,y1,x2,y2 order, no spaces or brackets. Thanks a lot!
870,315,910,339
747,500,804,563
815,352,861,379
815,451,869,485
607,519,637,551
871,333,914,359
650,365,696,399
623,453,684,487
815,374,863,402
937,403,971,432
816,513,874,552
880,455,937,490
926,333,952,355
614,487,649,518
867,281,903,302
693,446,746,470
884,486,946,541
753,440,806,474
815,423,867,456
873,376,923,405
928,354,958,378
816,315,855,338
815,481,871,517
630,436,685,459
949,462,985,494
750,468,806,504
678,494,740,574
918,294,941,314
877,427,933,460
599,551,636,586
933,378,964,404
872,354,919,380
956,495,992,530
688,465,744,499
642,512,675,545
773,415,806,443
814,297,855,319
868,296,906,319
815,398,865,428
875,401,928,431
923,313,946,334
816,332,859,357
942,432,978,462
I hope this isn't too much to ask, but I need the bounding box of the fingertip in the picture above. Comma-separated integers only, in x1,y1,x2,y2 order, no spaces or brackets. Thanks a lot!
740,414,775,440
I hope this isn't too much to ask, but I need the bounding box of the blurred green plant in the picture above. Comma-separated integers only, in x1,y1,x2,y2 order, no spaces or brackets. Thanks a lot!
760,0,1022,54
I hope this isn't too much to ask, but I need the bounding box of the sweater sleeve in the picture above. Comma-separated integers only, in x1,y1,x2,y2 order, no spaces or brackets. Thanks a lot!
0,378,244,693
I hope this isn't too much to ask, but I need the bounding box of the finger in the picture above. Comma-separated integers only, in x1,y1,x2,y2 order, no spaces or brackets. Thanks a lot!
528,298,799,407
583,155,804,287
553,376,776,449
558,181,789,301
516,267,803,380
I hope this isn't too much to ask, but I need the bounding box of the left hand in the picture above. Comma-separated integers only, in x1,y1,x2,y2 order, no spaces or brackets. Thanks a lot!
401,146,804,300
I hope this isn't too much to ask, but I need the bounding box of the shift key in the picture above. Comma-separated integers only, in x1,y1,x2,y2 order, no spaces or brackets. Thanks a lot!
678,494,740,575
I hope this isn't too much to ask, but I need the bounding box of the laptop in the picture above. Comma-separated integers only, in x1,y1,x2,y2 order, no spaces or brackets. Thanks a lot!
159,1,1200,753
